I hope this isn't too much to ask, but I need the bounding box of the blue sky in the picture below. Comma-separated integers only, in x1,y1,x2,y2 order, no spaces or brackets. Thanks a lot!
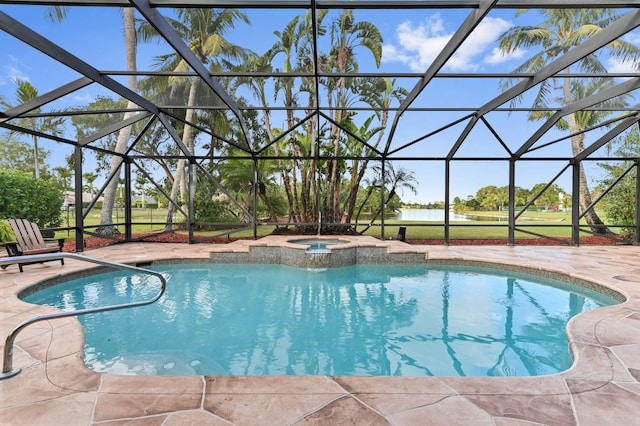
1,5,639,203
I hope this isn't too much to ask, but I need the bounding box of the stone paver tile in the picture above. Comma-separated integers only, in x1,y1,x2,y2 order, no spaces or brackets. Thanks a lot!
387,395,493,426
593,311,640,346
94,392,202,422
94,375,204,422
331,376,455,395
464,393,575,426
568,380,640,424
37,354,100,391
564,344,634,382
204,393,344,426
439,376,567,396
206,375,346,395
0,389,96,426
349,393,451,417
493,419,547,426
0,361,87,407
90,415,167,425
610,343,640,371
164,410,231,426
294,395,389,425
16,317,85,362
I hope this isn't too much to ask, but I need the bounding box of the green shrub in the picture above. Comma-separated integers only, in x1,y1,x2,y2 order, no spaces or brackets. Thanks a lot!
0,220,15,242
0,168,63,229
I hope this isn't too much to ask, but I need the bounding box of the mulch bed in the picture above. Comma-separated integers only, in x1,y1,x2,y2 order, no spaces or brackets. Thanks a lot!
63,232,623,252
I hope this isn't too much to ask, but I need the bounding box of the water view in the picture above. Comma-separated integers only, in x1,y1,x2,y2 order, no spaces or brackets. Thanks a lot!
395,209,472,221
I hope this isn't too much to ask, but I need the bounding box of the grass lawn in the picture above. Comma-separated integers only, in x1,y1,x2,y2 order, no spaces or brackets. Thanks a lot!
55,208,597,242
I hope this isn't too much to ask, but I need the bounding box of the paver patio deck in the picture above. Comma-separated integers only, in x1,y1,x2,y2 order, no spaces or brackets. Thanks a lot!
2,237,640,425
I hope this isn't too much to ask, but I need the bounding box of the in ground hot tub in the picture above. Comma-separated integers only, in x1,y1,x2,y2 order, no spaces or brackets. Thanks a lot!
287,238,347,252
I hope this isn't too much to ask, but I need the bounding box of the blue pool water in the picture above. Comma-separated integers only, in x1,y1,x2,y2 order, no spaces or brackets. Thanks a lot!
23,263,618,377
289,238,345,252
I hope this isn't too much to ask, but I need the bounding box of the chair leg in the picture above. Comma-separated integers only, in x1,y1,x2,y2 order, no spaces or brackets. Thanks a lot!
18,263,24,273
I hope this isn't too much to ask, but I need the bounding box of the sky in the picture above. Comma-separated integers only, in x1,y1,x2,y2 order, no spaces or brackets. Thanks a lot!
1,4,639,204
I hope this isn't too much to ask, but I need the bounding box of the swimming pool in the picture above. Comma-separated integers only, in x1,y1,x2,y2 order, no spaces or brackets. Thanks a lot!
23,262,618,377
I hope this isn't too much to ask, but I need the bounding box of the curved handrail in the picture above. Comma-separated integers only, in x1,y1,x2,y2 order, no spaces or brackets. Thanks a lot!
0,252,167,379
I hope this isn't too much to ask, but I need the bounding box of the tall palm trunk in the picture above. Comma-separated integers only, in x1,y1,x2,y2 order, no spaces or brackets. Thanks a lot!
562,72,608,235
262,106,296,223
98,7,138,236
344,110,389,223
165,77,199,230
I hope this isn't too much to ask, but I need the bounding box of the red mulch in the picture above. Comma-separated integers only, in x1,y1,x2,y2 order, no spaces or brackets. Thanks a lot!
63,232,623,252
407,235,619,245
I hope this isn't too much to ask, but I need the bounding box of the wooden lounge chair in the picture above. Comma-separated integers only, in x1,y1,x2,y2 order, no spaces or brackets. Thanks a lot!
2,219,65,272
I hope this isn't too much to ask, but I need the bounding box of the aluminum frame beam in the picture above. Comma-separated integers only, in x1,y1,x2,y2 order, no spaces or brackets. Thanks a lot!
0,77,93,123
384,0,497,154
0,11,193,157
131,0,252,152
515,77,640,158
574,113,640,162
2,0,640,8
446,8,640,160
78,111,153,146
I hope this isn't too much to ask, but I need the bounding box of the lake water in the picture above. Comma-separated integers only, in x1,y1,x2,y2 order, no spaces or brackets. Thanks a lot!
396,209,471,221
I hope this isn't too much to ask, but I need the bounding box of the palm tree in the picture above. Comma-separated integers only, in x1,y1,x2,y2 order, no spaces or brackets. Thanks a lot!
219,150,280,223
83,172,98,198
323,10,383,225
97,7,139,236
233,53,298,222
497,8,640,234
270,12,325,225
10,79,65,179
357,162,417,233
138,8,250,230
342,77,408,223
53,166,73,191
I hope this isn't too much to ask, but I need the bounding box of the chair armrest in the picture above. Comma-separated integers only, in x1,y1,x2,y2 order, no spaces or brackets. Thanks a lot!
44,238,66,249
1,241,22,256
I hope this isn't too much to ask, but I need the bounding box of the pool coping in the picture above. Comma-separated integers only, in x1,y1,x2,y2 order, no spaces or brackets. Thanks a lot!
2,236,640,424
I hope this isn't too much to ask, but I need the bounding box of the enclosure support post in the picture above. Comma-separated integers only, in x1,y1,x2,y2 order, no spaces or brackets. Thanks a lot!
571,160,581,245
188,161,195,244
508,159,516,245
635,160,640,244
252,158,258,240
74,146,84,252
124,158,132,242
444,159,450,245
380,159,386,240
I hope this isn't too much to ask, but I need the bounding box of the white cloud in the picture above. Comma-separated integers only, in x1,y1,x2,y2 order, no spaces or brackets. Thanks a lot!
1,55,30,88
606,57,638,74
484,46,526,65
382,14,519,72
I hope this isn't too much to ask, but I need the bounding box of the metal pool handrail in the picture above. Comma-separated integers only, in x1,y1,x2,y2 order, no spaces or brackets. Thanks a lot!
0,252,167,380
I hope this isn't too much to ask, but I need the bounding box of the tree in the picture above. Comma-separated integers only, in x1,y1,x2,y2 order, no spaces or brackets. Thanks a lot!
498,8,640,234
83,172,98,198
357,162,417,233
530,183,567,209
138,8,250,230
53,166,73,192
0,168,63,229
0,133,51,177
323,10,383,224
6,79,65,179
97,7,140,236
598,129,640,239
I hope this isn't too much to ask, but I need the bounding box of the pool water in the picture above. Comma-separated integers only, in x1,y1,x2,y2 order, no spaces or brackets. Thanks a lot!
23,263,618,377
289,238,345,252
